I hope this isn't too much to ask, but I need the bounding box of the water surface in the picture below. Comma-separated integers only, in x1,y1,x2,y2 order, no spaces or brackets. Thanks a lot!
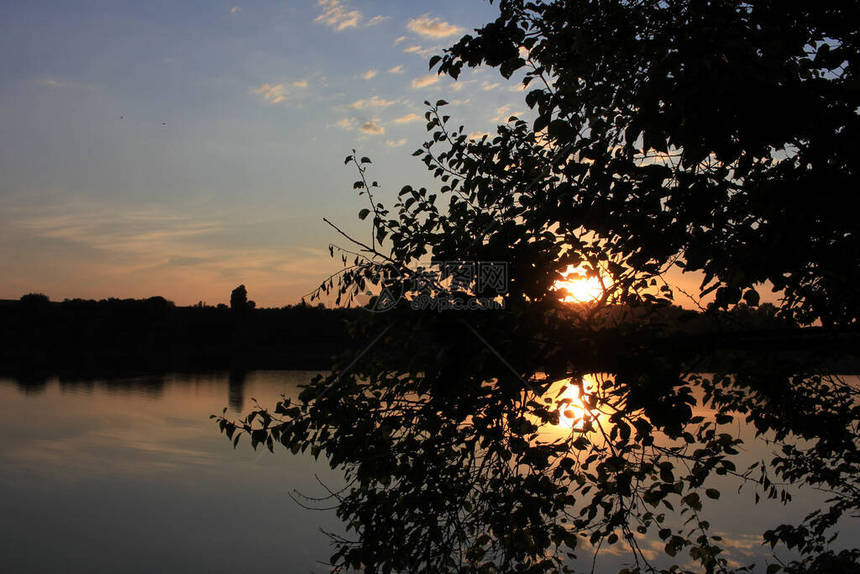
1,371,857,573
0,371,343,574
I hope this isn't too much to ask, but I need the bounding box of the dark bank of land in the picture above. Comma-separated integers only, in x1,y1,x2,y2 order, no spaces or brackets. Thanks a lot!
1,293,858,379
0,294,359,377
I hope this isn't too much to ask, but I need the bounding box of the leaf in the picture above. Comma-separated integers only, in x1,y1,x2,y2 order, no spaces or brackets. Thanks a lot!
533,113,550,133
682,492,702,511
660,466,674,483
358,208,370,220
607,533,618,545
705,488,720,500
715,413,733,425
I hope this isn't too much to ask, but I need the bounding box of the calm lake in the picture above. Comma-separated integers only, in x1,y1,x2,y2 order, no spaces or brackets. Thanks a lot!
1,371,857,573
0,371,343,574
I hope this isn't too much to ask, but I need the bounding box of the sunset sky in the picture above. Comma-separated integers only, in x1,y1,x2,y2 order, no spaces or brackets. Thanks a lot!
0,0,532,307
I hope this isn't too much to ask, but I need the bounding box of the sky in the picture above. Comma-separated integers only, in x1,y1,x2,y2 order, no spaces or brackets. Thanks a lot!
0,0,531,307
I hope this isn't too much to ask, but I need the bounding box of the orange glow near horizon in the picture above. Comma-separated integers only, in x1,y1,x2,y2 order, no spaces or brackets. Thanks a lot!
551,265,604,303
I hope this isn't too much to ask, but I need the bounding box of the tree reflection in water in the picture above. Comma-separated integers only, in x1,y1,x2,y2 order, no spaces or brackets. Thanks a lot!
216,312,859,573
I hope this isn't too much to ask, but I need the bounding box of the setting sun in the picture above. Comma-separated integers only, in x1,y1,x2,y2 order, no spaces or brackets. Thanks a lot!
551,265,604,303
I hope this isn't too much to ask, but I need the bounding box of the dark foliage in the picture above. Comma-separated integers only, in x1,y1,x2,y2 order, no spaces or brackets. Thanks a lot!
231,284,256,312
0,297,356,376
216,2,860,573
434,0,860,327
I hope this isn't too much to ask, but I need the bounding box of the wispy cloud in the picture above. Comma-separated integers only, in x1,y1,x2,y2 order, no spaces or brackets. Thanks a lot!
2,195,341,306
407,14,463,38
388,65,405,74
315,0,361,31
392,112,422,124
13,208,219,257
386,138,407,147
491,105,521,122
252,83,289,104
481,81,501,91
411,74,439,89
34,77,94,90
315,0,387,31
360,121,384,135
361,69,378,80
403,45,437,58
251,80,309,104
336,117,387,135
335,118,357,130
394,35,408,45
349,96,398,109
166,255,215,267
229,5,241,14
491,105,512,122
366,15,389,27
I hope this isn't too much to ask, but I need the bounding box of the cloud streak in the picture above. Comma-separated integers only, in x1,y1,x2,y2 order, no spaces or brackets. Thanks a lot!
315,0,362,31
349,95,398,109
403,45,437,58
407,14,463,38
252,83,288,104
366,15,389,27
411,74,439,89
34,77,95,90
251,80,309,104
491,104,521,122
360,121,384,135
392,112,422,124
336,118,387,135
0,190,347,306
315,0,387,32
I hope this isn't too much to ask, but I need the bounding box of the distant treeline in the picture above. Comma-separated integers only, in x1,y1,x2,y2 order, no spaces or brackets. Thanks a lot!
0,293,360,377
1,292,857,378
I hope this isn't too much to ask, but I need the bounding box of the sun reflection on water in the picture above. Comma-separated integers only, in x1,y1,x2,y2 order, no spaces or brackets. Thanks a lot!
554,379,593,429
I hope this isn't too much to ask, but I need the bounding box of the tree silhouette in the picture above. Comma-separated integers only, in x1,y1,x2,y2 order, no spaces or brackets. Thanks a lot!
431,0,859,327
216,2,860,572
230,284,250,312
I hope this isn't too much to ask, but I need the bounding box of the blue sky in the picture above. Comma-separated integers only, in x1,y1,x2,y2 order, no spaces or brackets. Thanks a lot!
0,0,529,306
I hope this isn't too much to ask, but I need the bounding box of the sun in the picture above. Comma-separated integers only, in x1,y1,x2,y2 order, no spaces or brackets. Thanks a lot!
551,265,604,303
